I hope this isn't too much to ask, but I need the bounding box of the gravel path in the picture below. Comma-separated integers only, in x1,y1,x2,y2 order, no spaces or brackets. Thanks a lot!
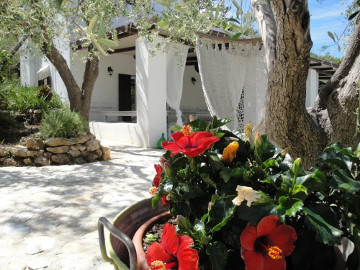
0,144,163,270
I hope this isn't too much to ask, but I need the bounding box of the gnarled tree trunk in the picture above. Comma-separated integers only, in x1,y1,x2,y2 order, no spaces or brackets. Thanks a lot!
45,41,99,121
251,0,360,167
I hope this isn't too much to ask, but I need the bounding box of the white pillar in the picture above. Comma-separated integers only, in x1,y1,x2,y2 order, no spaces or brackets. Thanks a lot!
136,38,167,148
306,69,319,108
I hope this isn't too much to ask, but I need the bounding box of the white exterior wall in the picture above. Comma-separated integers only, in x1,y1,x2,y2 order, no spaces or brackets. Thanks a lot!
71,51,136,121
306,69,319,108
181,66,207,108
20,54,41,87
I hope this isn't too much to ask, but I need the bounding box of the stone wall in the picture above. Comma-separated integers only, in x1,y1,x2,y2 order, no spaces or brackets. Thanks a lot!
0,134,111,167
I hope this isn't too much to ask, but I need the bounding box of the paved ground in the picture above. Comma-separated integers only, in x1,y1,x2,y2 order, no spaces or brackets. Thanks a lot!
0,143,164,270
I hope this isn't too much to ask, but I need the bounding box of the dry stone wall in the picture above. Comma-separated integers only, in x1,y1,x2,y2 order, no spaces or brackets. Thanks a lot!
0,134,111,167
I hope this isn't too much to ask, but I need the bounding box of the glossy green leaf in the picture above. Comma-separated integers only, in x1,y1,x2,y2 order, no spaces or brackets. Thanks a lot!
332,169,360,193
206,242,228,270
200,173,217,189
303,206,342,245
208,197,235,233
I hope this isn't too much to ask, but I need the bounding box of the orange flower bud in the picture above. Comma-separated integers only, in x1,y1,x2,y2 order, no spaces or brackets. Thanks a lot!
222,141,239,163
254,132,262,147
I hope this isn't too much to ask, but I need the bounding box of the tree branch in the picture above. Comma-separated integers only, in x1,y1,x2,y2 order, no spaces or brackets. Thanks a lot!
313,13,360,111
251,0,277,71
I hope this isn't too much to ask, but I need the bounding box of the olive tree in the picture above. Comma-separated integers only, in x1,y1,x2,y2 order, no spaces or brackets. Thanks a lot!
250,0,360,166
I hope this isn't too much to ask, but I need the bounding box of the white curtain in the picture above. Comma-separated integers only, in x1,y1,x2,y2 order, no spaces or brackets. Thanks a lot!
196,36,266,131
166,43,189,126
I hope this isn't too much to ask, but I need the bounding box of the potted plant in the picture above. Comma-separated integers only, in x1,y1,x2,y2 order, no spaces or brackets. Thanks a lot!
100,117,360,270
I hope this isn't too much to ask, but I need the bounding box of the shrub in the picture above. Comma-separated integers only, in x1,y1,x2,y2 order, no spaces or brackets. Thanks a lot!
0,80,63,113
40,109,89,138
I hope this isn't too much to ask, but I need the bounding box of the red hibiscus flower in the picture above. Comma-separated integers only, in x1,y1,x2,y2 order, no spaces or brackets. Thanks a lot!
240,215,297,270
149,164,170,206
162,131,220,157
154,164,163,187
146,223,199,270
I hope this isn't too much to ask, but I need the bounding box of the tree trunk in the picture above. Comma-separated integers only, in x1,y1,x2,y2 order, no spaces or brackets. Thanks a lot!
251,0,360,167
44,41,99,121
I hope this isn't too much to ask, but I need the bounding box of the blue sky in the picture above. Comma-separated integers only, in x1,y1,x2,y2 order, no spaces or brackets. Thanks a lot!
309,0,352,57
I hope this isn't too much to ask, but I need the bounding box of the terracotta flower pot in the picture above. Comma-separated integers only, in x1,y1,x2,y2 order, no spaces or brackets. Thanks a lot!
132,211,171,270
98,198,169,270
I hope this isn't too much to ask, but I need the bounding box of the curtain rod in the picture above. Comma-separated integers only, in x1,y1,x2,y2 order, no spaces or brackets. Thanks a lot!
196,32,262,44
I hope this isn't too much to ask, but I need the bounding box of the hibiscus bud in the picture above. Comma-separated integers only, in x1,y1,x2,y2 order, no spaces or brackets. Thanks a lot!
163,162,173,176
222,141,239,163
281,148,288,157
159,157,167,167
254,132,262,147
292,158,302,177
189,115,195,122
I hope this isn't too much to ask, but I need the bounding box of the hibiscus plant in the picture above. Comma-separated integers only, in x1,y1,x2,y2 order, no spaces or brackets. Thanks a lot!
148,116,360,270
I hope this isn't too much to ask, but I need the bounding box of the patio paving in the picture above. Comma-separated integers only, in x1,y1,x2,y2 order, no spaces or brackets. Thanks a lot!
0,143,164,270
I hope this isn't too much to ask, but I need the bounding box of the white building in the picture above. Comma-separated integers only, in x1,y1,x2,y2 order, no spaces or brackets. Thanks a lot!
20,26,336,147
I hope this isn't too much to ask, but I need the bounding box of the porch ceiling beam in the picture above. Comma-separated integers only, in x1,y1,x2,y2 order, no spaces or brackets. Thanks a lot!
310,62,322,67
109,46,136,54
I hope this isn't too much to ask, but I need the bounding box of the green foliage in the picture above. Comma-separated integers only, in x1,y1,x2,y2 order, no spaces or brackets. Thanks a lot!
0,50,17,82
0,81,63,114
150,117,360,269
40,108,89,138
310,52,342,66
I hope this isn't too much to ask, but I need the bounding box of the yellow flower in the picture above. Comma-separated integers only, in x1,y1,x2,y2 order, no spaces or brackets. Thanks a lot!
222,141,239,163
232,185,260,207
244,122,253,139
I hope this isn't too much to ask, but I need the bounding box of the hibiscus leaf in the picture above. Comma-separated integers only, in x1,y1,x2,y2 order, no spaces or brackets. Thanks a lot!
277,197,303,220
200,173,217,188
207,196,235,233
236,203,275,225
206,241,228,270
331,169,360,193
220,167,233,183
303,206,342,245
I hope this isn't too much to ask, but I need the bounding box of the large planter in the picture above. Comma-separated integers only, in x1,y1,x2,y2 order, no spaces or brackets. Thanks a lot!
98,198,169,270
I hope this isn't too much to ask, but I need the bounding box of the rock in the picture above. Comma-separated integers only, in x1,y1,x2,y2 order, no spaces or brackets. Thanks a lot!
75,134,94,144
44,152,52,160
45,137,75,147
26,138,44,150
23,158,33,166
46,146,69,154
87,153,99,162
0,157,5,162
11,147,27,157
3,158,21,166
0,147,8,157
68,150,81,157
34,156,50,166
51,154,70,164
74,157,86,164
70,144,86,152
101,145,111,161
95,148,102,157
85,139,100,151
81,151,89,158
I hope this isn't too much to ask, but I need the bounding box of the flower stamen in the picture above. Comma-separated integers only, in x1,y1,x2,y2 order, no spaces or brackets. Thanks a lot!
150,260,166,270
266,246,283,260
181,124,193,135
